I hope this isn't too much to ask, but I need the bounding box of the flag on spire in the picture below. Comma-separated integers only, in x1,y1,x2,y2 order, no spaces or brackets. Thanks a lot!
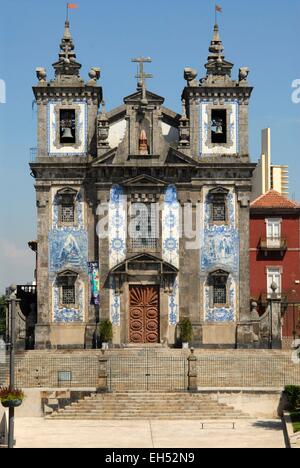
68,3,78,8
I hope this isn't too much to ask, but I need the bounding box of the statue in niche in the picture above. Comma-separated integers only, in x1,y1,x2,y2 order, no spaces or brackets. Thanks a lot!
139,129,149,155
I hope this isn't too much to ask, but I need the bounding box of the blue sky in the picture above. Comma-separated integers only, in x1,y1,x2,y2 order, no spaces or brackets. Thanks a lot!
0,0,299,293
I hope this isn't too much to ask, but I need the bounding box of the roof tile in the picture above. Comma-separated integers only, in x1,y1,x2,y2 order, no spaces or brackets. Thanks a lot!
251,190,300,209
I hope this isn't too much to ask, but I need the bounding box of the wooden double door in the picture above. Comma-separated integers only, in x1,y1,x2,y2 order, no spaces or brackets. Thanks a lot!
129,286,160,344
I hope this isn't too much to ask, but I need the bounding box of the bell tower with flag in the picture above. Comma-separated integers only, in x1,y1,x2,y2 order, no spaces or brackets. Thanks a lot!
31,13,102,349
180,9,256,345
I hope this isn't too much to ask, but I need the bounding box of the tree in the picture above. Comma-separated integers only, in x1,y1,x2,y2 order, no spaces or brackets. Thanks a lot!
0,295,6,336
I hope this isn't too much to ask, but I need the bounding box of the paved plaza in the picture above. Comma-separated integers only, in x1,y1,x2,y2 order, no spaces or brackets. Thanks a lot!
13,418,286,449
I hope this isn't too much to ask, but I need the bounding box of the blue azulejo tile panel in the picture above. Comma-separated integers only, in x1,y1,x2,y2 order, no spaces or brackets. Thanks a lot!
53,279,84,323
49,229,88,275
201,188,239,322
201,227,240,276
109,185,127,269
109,278,121,326
168,278,179,326
162,185,180,269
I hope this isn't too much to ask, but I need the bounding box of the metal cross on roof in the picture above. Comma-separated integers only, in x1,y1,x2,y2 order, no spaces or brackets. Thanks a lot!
131,57,153,104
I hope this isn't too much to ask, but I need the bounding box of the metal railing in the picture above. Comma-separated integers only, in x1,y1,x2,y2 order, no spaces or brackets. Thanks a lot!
259,237,287,251
0,351,299,390
108,350,188,392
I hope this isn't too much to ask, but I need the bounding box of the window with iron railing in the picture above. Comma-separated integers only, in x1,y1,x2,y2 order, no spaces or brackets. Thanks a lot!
129,203,159,251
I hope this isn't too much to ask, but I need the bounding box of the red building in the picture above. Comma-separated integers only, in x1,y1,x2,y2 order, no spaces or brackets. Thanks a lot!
250,190,300,347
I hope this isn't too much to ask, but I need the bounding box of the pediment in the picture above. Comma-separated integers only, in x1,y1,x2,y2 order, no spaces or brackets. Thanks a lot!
124,89,165,105
209,186,229,195
122,174,168,187
109,253,178,274
91,149,117,166
165,149,197,166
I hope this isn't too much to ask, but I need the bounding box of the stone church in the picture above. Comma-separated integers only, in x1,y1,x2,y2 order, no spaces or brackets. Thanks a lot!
30,19,256,349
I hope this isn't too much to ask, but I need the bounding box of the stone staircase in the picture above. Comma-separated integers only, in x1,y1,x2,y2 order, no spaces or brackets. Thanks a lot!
48,392,249,420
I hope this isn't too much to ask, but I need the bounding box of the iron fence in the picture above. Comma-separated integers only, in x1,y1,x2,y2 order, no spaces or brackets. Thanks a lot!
107,349,188,392
0,351,299,390
196,354,300,388
0,353,99,389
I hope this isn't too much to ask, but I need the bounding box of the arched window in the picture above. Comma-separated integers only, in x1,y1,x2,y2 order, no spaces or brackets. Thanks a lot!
208,270,229,307
56,188,77,225
57,271,78,307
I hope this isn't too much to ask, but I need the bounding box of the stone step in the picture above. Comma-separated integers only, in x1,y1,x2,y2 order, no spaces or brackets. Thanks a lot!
49,391,248,420
49,415,248,420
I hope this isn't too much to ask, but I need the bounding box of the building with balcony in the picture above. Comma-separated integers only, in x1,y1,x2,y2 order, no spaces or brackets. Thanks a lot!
250,190,300,347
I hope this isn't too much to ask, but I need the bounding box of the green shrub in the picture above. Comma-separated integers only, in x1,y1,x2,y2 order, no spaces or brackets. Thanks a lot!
179,318,193,343
285,385,300,411
99,320,113,343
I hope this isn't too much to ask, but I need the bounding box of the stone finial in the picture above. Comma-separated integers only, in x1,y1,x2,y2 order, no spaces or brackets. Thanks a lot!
239,67,250,82
250,301,260,321
97,101,110,149
208,24,224,59
178,99,190,148
8,284,17,300
204,23,234,78
53,19,82,79
36,67,47,83
271,282,278,296
271,282,278,293
88,67,101,85
139,129,149,155
184,68,198,86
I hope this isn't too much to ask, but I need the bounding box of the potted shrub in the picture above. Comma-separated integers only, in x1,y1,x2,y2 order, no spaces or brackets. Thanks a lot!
99,319,113,350
0,387,25,408
179,318,193,349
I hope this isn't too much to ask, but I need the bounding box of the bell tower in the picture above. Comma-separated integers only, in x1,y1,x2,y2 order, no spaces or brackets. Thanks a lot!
31,19,102,349
182,23,253,161
33,19,102,159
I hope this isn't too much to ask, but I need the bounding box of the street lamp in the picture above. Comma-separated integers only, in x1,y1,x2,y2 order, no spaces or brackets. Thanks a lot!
6,284,19,449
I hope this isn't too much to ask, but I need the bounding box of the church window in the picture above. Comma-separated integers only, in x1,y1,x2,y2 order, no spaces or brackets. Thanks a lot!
57,271,78,307
209,187,229,224
60,109,76,144
212,201,226,222
209,270,229,307
211,109,227,144
57,188,77,225
130,202,158,250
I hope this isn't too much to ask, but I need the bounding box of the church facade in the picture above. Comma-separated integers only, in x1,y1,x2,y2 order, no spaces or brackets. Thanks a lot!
30,20,256,349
